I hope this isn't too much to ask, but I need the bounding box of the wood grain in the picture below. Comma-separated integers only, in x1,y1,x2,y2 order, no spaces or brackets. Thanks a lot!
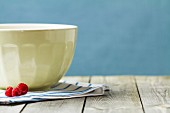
136,76,170,113
22,76,90,113
83,76,144,113
3,76,170,113
0,104,25,113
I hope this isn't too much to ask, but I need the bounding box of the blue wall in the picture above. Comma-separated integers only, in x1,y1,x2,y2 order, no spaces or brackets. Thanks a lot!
0,0,170,75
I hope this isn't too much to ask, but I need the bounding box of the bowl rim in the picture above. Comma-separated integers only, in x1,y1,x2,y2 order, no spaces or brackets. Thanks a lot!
0,23,77,31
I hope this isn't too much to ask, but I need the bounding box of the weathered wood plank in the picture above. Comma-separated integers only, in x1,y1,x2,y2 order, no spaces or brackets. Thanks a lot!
136,76,170,113
22,76,89,113
0,104,25,113
83,76,144,113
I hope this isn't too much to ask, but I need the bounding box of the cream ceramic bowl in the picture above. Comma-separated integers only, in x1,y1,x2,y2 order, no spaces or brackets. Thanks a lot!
0,24,77,90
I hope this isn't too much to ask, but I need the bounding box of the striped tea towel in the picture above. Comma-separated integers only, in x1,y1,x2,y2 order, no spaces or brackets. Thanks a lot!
0,80,109,104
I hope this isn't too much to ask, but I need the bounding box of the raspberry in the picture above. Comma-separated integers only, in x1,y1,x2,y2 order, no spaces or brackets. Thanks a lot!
12,87,21,96
5,83,28,97
5,86,13,97
17,83,28,95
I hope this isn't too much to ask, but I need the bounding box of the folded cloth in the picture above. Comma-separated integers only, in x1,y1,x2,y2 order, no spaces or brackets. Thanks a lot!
0,80,109,104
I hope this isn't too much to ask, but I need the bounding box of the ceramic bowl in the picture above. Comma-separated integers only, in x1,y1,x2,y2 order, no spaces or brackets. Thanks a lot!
0,24,77,90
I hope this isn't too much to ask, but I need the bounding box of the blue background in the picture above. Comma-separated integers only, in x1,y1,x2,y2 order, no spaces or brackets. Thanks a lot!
0,0,170,75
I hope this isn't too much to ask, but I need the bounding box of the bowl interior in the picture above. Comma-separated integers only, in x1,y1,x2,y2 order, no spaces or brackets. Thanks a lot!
0,24,77,31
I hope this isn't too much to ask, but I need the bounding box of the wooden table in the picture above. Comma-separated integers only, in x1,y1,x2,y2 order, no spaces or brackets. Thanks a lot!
0,76,170,113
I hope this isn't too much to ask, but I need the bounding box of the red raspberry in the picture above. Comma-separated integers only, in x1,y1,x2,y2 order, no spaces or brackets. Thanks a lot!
17,83,28,95
5,86,13,97
12,87,21,96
